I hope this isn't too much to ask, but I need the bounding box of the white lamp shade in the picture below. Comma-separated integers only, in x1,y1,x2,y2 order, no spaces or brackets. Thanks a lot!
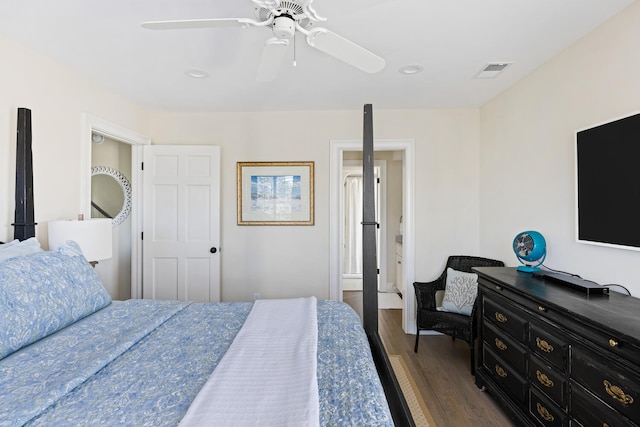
48,218,113,262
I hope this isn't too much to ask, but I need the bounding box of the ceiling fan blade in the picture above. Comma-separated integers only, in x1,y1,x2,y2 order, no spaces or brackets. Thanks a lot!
141,18,252,30
256,38,290,82
305,28,385,73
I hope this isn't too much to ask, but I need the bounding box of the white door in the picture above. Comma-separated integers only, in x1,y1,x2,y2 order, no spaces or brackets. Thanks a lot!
142,145,221,302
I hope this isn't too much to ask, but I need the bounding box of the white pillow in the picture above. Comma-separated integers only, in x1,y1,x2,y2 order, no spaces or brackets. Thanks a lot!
0,240,20,250
0,237,43,262
437,267,478,316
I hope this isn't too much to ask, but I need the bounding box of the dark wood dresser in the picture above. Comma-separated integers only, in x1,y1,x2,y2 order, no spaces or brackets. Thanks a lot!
473,267,640,427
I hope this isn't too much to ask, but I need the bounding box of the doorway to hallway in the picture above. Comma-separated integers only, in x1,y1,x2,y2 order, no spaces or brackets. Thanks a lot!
329,139,415,333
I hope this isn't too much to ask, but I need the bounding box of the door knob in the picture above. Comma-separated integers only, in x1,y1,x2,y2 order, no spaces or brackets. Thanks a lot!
210,247,217,254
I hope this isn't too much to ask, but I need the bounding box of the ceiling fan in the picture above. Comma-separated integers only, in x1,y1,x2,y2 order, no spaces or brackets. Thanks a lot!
141,0,386,82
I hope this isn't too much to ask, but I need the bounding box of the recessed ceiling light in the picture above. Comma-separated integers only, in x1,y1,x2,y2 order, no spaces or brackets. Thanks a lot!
474,62,513,78
398,64,424,75
185,68,210,79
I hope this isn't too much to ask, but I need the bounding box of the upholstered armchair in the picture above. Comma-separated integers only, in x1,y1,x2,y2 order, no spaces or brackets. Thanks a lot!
413,255,504,374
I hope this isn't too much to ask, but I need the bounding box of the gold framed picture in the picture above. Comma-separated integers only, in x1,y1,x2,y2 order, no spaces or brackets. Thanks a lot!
237,161,314,225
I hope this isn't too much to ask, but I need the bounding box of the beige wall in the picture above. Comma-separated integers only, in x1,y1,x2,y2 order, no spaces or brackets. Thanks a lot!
480,2,640,296
0,34,149,246
149,109,481,301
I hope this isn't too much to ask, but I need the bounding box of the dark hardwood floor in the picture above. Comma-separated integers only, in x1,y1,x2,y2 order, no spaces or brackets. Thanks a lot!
343,291,515,427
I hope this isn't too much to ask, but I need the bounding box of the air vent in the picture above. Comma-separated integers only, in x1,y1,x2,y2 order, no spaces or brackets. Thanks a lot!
475,62,512,79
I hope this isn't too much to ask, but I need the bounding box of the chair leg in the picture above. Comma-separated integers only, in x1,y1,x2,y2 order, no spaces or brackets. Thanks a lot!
414,329,420,353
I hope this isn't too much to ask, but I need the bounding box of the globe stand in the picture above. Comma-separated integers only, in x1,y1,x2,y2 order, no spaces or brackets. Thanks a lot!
516,265,542,273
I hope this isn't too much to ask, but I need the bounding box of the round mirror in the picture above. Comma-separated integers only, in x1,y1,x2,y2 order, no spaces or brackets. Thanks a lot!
91,166,132,227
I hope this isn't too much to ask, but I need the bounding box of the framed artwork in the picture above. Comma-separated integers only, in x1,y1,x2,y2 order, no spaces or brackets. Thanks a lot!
237,161,314,225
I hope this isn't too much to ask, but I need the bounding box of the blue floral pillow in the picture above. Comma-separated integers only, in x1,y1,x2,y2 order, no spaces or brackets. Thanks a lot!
0,241,111,359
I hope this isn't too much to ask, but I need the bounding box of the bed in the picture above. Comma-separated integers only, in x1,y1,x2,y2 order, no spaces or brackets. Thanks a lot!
2,104,413,426
1,240,394,426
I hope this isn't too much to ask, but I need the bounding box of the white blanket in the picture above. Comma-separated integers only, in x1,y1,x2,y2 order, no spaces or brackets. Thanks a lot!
179,297,320,427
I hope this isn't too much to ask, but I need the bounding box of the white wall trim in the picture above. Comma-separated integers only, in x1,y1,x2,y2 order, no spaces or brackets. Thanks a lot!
329,139,416,333
81,114,150,299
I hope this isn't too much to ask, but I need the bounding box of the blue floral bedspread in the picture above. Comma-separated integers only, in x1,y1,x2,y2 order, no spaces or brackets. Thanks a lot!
0,300,392,426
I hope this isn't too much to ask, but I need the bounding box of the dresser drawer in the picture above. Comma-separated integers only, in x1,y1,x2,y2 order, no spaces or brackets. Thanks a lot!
529,354,566,407
529,323,568,369
530,388,568,427
483,322,527,373
570,381,638,427
483,347,528,404
550,309,640,369
483,295,528,342
571,346,640,422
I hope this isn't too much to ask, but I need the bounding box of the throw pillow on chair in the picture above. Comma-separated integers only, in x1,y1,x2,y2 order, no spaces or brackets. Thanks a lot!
437,268,478,316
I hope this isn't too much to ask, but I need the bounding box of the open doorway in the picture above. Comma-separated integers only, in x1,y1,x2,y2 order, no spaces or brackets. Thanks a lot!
342,154,403,312
81,114,150,300
330,139,415,333
90,136,132,300
342,160,383,291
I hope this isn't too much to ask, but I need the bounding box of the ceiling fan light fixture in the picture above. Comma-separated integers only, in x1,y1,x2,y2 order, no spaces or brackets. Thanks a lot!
273,15,295,39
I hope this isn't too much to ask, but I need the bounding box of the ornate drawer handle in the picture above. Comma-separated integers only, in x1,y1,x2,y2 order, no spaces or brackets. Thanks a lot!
536,337,554,353
603,380,634,405
495,338,508,351
538,305,546,312
495,365,507,378
495,285,502,291
536,370,555,388
609,339,619,347
495,312,508,323
536,403,555,422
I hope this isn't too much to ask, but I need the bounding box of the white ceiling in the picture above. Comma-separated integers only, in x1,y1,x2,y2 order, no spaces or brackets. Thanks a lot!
0,0,635,112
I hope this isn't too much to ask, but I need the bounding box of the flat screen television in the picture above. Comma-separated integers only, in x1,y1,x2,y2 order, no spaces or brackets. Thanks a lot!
575,111,640,251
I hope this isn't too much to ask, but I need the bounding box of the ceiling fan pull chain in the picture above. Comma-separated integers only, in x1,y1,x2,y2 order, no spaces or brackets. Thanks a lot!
293,34,297,66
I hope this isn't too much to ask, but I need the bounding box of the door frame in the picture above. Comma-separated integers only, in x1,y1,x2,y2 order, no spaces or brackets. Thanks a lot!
80,114,150,298
329,139,415,333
